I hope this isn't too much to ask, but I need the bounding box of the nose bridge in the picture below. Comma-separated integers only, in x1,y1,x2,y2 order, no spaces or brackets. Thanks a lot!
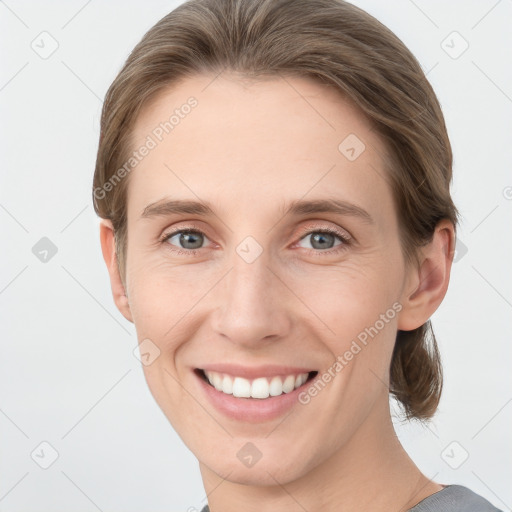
230,248,271,307
212,239,291,345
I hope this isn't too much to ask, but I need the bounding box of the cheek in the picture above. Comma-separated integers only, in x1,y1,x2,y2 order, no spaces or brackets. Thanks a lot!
126,256,216,349
293,267,403,395
287,262,402,337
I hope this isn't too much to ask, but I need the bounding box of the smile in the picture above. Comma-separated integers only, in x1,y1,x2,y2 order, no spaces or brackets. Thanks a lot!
194,365,319,422
196,369,318,399
200,369,317,399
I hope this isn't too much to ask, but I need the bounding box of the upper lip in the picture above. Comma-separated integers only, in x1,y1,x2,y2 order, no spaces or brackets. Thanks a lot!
198,364,316,380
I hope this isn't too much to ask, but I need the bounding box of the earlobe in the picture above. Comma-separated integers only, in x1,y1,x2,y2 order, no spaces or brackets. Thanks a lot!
397,220,455,331
99,219,133,323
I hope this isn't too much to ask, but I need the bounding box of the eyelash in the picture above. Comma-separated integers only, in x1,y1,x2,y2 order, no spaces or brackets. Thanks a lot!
159,225,351,257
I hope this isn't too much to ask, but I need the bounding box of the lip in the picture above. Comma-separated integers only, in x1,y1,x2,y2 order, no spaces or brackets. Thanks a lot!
194,367,318,423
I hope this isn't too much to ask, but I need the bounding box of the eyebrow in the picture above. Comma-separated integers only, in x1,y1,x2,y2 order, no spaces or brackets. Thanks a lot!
141,198,215,218
285,198,374,224
140,197,374,224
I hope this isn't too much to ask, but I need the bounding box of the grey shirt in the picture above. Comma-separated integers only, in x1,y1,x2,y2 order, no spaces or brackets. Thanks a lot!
200,484,503,511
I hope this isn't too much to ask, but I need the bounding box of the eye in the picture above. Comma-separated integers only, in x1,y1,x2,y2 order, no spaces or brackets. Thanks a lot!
161,228,209,253
296,227,350,253
160,225,351,257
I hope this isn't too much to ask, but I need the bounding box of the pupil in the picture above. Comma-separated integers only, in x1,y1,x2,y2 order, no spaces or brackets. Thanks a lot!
311,232,334,250
180,232,203,249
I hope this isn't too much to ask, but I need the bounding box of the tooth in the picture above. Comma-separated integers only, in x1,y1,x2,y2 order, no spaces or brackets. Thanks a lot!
204,370,218,388
251,377,270,399
212,372,223,391
282,375,295,393
204,370,313,398
269,376,284,396
232,377,251,398
221,374,233,394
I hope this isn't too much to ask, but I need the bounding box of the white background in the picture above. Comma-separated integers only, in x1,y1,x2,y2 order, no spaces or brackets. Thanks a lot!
1,1,511,511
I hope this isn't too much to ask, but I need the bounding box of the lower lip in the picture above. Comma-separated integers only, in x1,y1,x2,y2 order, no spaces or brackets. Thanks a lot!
195,370,314,423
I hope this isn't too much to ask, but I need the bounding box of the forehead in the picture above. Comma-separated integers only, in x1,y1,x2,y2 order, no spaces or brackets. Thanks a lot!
127,73,393,223
132,72,378,154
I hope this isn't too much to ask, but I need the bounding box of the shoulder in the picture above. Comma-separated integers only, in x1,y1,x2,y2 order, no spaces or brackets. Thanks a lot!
409,484,504,512
199,486,503,512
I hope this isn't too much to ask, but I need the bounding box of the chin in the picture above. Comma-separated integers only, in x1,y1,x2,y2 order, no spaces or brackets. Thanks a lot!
196,435,319,487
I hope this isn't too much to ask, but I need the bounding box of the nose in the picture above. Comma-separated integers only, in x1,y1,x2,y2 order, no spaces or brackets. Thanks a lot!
211,247,292,349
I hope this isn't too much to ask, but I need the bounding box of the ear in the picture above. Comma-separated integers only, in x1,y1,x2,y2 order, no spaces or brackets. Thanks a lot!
99,219,133,323
397,219,455,331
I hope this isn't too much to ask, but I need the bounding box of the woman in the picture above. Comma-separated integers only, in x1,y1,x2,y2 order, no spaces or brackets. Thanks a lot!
93,0,502,510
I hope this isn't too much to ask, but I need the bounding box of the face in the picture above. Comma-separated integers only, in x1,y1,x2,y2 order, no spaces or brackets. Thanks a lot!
119,73,416,485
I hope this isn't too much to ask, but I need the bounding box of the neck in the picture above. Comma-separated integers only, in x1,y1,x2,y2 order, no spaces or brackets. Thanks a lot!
199,398,442,512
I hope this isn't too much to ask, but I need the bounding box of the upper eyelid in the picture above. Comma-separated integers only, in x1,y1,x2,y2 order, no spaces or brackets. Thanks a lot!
296,224,351,240
161,223,350,239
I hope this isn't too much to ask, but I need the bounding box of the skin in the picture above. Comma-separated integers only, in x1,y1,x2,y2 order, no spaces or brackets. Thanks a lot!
100,73,454,512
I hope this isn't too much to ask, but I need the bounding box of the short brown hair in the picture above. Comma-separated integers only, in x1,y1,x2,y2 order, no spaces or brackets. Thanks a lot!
92,0,459,421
